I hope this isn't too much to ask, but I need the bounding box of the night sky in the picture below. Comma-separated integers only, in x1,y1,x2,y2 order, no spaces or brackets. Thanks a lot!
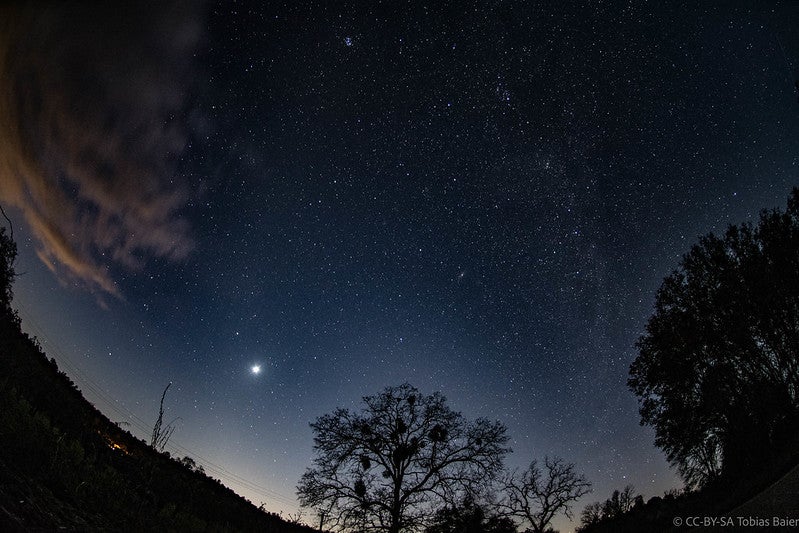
2,2,798,530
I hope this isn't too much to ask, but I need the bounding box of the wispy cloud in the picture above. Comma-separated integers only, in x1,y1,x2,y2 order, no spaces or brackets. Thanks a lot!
0,3,203,300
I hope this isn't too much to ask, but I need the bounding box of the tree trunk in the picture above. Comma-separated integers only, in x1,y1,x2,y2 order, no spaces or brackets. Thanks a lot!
390,479,401,533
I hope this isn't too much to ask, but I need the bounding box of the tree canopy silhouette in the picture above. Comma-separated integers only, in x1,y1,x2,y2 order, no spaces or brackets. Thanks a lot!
576,484,641,531
296,383,510,533
629,188,799,487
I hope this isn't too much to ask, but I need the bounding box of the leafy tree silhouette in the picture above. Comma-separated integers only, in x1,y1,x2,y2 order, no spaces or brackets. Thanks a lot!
629,188,799,487
297,383,510,533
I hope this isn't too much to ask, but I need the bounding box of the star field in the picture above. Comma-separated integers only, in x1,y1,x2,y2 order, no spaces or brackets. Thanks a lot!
4,1,799,531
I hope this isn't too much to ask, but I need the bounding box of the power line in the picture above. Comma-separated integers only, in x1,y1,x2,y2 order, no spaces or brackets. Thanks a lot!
17,307,154,433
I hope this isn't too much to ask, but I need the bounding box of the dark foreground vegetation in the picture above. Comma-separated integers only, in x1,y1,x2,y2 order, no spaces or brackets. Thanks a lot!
0,226,314,532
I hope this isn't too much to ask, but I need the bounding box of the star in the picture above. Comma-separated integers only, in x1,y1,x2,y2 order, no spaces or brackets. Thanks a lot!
251,364,261,375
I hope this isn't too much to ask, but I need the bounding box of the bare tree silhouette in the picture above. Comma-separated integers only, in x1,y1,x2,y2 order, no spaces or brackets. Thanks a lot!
499,456,591,533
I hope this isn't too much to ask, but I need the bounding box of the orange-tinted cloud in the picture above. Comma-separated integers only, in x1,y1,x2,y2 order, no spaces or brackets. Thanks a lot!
0,3,203,300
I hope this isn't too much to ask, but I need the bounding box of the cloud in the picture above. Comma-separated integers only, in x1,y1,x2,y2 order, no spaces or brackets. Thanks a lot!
0,3,203,300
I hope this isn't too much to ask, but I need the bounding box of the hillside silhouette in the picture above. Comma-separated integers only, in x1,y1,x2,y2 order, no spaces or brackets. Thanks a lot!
0,226,312,531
